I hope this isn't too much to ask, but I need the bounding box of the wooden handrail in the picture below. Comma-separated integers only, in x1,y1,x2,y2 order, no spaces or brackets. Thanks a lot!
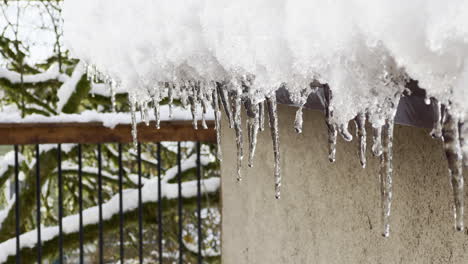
0,121,216,145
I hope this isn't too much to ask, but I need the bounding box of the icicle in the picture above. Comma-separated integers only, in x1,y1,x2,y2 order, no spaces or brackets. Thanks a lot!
218,83,234,128
231,90,243,181
201,88,209,129
189,83,199,130
293,87,314,134
248,102,260,167
129,95,138,149
109,80,116,112
323,86,337,162
430,98,443,139
168,82,174,118
212,86,222,161
380,118,394,237
266,94,281,199
372,126,383,157
354,112,367,168
267,95,281,199
442,108,464,231
259,101,265,132
153,97,161,129
294,106,304,133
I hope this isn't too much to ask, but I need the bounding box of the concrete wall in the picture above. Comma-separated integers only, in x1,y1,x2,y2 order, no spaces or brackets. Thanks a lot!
221,104,468,264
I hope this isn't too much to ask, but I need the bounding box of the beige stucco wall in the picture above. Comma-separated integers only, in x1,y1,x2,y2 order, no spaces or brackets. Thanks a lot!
221,104,468,264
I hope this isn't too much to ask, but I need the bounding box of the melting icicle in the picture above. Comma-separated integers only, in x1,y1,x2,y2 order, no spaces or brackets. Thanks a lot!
201,87,209,129
372,126,383,157
259,101,265,132
231,90,243,181
266,94,281,199
212,86,222,160
380,118,394,237
430,98,443,139
248,102,260,167
129,95,138,149
354,112,367,168
442,108,464,231
218,83,234,128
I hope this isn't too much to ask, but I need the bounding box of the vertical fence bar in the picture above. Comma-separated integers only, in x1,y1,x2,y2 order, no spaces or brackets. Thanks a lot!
196,142,202,263
157,143,163,264
14,145,20,264
97,144,104,264
78,144,84,263
35,144,42,264
118,143,124,263
178,142,183,264
137,143,143,264
57,143,63,263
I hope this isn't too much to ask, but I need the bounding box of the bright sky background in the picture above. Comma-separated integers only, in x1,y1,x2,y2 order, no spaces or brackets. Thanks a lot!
1,1,62,65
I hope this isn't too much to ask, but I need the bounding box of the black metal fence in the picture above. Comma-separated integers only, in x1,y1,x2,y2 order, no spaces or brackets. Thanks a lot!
0,122,219,264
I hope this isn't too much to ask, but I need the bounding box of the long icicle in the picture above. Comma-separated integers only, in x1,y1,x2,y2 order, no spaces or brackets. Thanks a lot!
380,118,394,237
189,82,199,130
248,102,260,167
355,112,367,168
152,87,161,129
267,94,281,199
218,83,234,128
231,90,243,181
212,86,223,161
201,89,209,129
130,94,138,149
430,98,442,139
442,108,464,231
323,86,337,162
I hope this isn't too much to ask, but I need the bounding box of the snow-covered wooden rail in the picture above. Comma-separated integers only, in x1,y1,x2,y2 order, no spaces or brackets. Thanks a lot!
0,120,216,145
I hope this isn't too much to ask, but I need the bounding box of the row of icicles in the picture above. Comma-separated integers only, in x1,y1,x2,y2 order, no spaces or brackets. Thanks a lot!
85,65,465,238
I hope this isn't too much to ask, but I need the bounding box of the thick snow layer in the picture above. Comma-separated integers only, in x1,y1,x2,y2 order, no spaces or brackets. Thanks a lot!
63,0,468,125
0,106,214,129
62,0,468,236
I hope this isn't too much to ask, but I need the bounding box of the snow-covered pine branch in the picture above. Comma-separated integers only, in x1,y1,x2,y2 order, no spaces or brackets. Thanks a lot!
0,174,220,263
